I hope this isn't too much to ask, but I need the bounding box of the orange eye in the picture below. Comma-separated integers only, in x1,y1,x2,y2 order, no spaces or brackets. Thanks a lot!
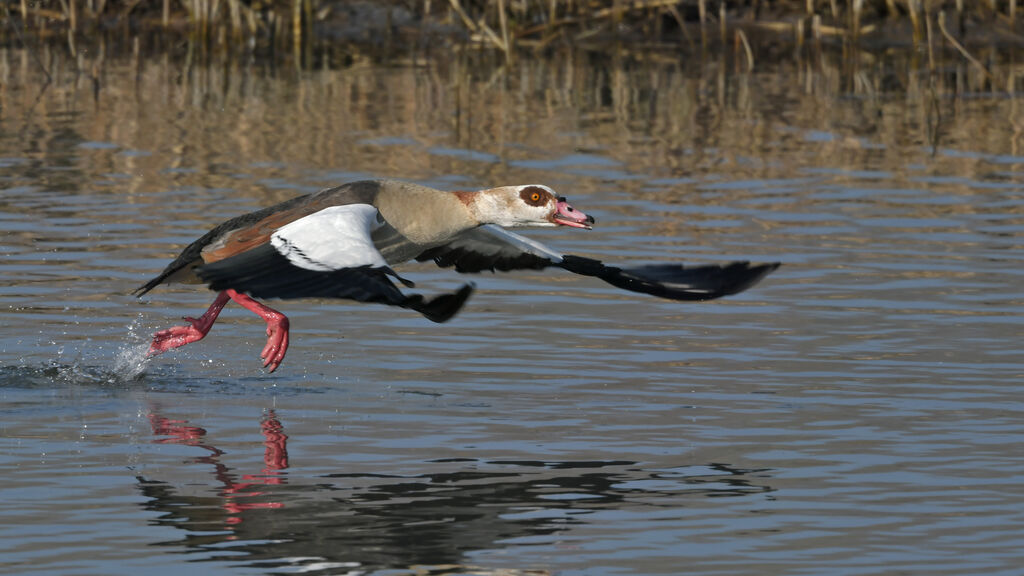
520,186,548,206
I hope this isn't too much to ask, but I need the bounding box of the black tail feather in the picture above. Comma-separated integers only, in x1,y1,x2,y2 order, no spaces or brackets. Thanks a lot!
132,277,164,297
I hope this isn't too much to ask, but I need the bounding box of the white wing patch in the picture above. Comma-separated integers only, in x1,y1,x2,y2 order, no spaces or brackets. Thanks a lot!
270,204,387,271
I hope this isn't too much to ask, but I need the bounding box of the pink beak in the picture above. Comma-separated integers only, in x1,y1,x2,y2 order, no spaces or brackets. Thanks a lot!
553,197,595,229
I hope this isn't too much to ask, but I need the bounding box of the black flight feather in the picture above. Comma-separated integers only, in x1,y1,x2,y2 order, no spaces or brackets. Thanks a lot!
559,257,780,302
416,244,551,273
418,227,779,302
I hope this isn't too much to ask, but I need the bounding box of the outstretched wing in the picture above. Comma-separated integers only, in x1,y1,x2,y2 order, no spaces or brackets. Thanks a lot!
196,205,473,323
417,224,779,302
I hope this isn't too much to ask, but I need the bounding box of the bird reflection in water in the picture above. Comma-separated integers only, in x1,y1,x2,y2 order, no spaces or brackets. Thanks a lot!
147,407,289,528
138,408,774,573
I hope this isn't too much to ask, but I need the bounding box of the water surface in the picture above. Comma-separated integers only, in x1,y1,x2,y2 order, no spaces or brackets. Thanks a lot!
1,46,1023,575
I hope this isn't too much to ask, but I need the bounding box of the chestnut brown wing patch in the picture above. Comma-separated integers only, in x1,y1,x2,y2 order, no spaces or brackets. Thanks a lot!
201,202,323,264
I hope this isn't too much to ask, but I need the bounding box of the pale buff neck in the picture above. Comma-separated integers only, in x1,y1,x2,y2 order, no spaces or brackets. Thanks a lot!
374,181,478,244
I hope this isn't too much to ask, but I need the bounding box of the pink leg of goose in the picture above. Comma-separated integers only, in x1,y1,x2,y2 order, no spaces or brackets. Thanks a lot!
147,289,290,372
148,291,232,356
223,289,290,372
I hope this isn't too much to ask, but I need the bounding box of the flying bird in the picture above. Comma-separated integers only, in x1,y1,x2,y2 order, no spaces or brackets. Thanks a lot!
136,179,779,372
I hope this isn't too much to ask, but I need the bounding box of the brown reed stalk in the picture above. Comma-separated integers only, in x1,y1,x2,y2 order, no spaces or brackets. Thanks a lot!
851,0,862,41
246,4,257,43
305,0,314,59
924,8,940,155
477,17,506,52
447,0,477,33
227,0,241,42
925,5,935,73
497,0,511,61
796,16,805,54
719,1,727,47
664,2,693,48
735,28,753,71
55,0,76,32
906,0,922,45
292,0,301,58
4,2,53,84
937,10,996,85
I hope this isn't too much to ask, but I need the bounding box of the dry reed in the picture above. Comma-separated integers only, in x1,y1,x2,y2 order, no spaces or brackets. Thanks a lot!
1,0,1021,75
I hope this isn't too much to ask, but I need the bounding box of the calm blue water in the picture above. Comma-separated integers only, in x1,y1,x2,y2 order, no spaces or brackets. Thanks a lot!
2,47,1023,575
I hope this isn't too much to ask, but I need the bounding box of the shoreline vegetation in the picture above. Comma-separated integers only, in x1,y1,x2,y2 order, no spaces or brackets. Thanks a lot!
3,1,1023,59
0,5,1021,203
2,2,1022,108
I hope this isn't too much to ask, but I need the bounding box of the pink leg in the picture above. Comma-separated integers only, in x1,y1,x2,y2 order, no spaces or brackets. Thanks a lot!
223,289,290,373
148,290,290,372
148,291,232,357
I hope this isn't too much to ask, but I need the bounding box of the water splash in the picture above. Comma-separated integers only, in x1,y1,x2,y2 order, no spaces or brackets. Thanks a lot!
110,314,152,382
111,342,152,382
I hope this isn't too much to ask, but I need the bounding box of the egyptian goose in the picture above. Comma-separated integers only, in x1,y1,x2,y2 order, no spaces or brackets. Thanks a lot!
136,179,779,372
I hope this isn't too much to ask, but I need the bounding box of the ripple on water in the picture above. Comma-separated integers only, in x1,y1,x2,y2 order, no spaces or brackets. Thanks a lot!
1,50,1024,576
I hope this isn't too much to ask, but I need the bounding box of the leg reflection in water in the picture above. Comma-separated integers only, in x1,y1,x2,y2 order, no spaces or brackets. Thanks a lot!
147,407,290,528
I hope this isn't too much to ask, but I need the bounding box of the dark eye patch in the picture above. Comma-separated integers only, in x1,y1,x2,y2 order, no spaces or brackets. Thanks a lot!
519,186,549,207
